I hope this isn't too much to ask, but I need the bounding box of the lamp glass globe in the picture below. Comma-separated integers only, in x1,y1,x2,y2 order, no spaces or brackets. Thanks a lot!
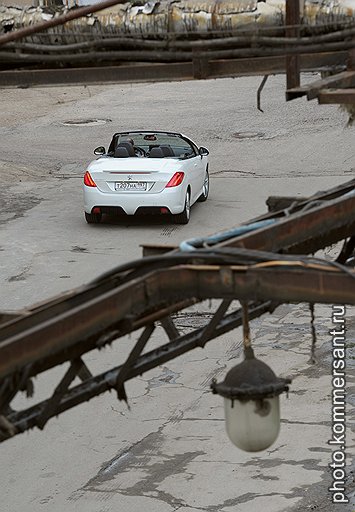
224,395,280,452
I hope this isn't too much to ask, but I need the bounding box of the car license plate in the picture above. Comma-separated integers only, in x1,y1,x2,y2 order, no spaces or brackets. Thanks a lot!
115,181,147,191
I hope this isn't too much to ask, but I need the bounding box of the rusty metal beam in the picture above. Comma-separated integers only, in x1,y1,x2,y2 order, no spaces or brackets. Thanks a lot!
219,189,355,254
1,259,354,440
317,88,355,104
2,176,354,347
115,323,155,401
250,178,355,223
286,70,355,100
0,301,271,441
0,255,354,382
0,297,196,397
0,52,348,88
0,312,25,326
143,180,355,256
141,179,355,255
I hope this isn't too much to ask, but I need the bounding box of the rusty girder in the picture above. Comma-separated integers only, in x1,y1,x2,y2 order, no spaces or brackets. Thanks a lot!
0,179,354,442
0,51,348,87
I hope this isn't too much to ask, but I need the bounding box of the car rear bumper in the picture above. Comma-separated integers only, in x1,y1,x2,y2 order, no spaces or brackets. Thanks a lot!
84,185,186,215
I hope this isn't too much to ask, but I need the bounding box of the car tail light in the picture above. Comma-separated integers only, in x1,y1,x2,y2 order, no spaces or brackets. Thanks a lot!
165,172,185,188
84,171,96,187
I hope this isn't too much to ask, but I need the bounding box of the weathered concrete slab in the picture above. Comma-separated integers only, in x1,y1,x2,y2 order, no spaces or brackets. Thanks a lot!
0,74,354,511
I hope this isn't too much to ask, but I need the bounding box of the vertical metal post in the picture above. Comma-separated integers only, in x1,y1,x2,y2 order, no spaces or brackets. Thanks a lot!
347,39,355,70
286,0,301,100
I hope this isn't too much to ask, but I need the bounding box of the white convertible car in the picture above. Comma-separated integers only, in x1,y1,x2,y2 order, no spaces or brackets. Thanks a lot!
83,130,209,224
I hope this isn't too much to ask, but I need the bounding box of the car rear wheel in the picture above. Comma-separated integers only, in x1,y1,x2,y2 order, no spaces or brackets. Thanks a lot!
197,168,209,202
173,190,190,225
85,211,102,224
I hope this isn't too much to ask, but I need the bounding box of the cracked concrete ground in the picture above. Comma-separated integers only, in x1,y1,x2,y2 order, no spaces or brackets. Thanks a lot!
0,75,354,512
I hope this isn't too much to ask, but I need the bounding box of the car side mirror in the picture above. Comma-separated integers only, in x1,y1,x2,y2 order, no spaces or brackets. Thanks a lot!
94,146,106,155
198,146,209,157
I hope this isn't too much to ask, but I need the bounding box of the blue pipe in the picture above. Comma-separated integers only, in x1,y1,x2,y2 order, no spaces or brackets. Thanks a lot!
179,219,277,252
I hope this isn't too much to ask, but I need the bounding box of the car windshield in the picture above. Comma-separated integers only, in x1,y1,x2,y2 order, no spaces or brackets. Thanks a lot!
109,132,196,158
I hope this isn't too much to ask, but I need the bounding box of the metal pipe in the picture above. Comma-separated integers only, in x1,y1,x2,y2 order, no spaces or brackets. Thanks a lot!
1,41,355,64
0,0,130,47
4,26,355,53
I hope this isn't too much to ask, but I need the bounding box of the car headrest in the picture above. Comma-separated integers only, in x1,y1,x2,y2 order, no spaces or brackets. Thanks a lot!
160,145,175,157
117,142,135,156
149,147,165,158
114,147,130,158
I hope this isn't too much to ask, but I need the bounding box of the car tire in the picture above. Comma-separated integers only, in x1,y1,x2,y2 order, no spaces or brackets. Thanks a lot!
85,211,102,224
173,190,190,225
197,168,209,202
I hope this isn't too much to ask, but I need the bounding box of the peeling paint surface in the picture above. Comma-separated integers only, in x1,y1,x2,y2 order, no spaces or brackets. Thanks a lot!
1,0,355,37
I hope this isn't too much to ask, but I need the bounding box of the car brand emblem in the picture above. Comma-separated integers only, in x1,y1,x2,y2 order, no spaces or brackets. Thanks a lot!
127,175,133,180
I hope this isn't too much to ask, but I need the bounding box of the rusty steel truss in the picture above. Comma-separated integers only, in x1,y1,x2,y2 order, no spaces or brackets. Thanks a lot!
0,179,354,442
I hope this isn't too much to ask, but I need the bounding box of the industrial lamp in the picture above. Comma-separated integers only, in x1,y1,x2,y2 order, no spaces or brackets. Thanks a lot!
211,304,291,452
